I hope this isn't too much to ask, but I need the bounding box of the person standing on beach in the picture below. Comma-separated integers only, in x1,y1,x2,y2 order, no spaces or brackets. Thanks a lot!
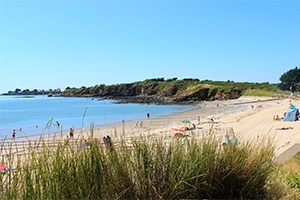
197,116,201,125
69,128,74,138
12,129,16,139
64,135,69,145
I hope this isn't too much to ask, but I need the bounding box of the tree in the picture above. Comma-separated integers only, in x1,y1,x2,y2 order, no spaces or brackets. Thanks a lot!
279,67,300,91
15,88,21,93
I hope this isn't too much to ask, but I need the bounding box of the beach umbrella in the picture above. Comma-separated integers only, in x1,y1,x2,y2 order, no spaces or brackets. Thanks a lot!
180,119,191,130
206,115,216,120
180,119,191,124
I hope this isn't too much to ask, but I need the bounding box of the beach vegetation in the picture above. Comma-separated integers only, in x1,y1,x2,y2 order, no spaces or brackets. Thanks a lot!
61,78,284,101
242,89,283,97
281,152,300,190
279,66,300,91
4,75,293,99
5,78,285,100
166,77,178,82
1,134,298,199
14,88,21,93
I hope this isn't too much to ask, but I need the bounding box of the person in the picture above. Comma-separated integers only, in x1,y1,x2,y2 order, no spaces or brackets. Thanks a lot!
69,128,74,137
276,127,293,130
290,85,296,96
64,135,69,145
103,136,108,148
147,113,150,118
12,129,16,139
280,112,286,120
275,115,280,120
106,135,113,151
103,135,113,151
197,116,201,125
56,121,60,127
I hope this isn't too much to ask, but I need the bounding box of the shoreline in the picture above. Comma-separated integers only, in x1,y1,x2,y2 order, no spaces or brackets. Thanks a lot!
2,96,278,141
82,96,299,158
0,95,195,139
2,96,299,161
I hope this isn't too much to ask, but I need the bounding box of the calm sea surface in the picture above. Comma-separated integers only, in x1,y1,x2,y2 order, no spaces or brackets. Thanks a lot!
0,95,193,138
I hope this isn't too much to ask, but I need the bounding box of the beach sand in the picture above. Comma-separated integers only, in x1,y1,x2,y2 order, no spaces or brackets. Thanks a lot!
2,96,300,166
82,96,300,159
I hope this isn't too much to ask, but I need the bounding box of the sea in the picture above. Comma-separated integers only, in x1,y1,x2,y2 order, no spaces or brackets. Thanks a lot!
0,95,194,139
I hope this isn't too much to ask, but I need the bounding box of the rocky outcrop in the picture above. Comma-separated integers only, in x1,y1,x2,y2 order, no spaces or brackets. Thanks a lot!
62,81,242,105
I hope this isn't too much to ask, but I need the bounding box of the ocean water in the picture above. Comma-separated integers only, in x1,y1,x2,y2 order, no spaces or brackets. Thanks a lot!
0,95,193,138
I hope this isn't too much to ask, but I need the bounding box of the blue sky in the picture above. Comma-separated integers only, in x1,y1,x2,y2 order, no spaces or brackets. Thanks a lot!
0,0,299,93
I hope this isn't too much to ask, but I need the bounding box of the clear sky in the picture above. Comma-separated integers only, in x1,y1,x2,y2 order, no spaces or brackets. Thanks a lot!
0,0,299,93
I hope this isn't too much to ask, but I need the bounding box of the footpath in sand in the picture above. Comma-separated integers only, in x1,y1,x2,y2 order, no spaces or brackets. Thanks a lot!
91,96,300,162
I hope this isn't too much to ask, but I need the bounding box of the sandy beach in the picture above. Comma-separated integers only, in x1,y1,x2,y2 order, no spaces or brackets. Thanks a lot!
2,96,300,165
81,96,300,159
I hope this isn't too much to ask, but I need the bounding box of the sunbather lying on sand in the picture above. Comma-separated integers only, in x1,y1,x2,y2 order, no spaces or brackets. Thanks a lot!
275,127,293,130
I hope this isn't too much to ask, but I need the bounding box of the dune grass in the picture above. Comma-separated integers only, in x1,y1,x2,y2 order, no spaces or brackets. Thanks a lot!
0,134,297,199
281,152,300,190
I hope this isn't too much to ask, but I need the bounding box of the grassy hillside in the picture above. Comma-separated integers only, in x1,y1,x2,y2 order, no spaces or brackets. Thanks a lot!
63,78,284,99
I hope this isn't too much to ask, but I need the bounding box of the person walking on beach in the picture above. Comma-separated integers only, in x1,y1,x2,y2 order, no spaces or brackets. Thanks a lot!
12,129,16,139
290,85,296,96
69,128,74,138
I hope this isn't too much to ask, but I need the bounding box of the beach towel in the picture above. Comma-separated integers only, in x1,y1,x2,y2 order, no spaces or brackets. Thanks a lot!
171,128,186,132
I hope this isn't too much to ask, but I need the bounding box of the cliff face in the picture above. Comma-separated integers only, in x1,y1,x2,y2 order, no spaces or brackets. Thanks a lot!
62,81,242,104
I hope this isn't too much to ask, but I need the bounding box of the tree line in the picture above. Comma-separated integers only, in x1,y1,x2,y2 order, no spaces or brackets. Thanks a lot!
3,68,299,96
279,66,300,92
3,88,61,95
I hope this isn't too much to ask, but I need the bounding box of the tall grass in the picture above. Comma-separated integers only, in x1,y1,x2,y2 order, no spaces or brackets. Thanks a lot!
281,152,300,190
0,135,285,199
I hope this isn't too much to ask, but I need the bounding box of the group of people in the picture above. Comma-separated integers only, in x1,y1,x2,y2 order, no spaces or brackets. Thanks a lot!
64,128,74,145
12,126,74,141
273,113,286,121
